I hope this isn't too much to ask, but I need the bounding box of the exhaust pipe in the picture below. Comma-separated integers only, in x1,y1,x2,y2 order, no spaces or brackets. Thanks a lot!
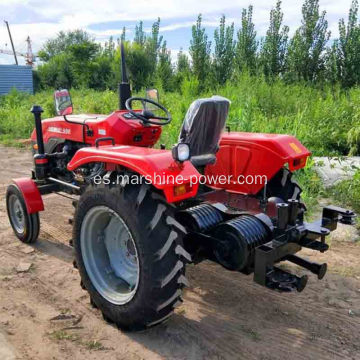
31,105,48,180
31,105,45,155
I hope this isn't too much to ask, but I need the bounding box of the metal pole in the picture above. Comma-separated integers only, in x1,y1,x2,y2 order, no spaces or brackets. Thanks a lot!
4,21,18,65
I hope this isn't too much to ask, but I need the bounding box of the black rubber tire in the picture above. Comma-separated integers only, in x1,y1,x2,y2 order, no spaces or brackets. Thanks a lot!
265,168,302,201
6,184,40,243
73,183,190,330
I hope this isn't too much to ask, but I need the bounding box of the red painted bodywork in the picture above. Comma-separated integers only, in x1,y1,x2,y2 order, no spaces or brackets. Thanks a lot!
205,132,311,195
12,178,44,214
31,110,162,148
30,109,311,201
67,145,201,203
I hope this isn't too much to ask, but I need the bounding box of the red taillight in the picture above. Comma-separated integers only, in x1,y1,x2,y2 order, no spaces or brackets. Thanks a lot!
292,157,307,169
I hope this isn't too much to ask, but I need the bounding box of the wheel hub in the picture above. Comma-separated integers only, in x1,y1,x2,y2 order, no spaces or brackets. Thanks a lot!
80,206,139,305
9,195,25,234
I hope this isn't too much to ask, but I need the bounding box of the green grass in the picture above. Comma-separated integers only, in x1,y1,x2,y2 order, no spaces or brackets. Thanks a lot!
49,330,79,342
1,76,360,155
326,169,360,228
1,77,360,207
330,170,360,212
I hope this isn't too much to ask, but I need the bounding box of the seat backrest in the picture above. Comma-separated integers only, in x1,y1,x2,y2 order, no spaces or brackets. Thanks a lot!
179,96,230,158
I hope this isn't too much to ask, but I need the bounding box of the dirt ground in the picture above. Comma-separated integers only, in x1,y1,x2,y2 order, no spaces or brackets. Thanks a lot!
0,145,360,360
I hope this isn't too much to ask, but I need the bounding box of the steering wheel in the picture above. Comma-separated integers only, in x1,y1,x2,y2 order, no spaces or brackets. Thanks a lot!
125,97,172,126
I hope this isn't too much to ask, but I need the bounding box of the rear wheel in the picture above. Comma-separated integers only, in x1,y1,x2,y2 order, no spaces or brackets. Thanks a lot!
266,168,302,201
6,184,40,243
73,183,190,330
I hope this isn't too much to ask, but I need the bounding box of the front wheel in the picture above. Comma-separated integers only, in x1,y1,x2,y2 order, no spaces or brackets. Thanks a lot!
73,183,190,330
6,184,40,243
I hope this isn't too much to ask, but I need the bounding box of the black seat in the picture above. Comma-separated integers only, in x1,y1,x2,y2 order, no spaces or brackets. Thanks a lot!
179,96,230,167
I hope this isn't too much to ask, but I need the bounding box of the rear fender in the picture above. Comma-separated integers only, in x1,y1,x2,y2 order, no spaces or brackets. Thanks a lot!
12,178,44,214
67,145,201,203
205,132,311,195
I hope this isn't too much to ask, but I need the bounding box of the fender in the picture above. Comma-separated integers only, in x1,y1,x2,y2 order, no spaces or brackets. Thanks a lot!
67,145,201,203
205,132,311,195
12,178,44,214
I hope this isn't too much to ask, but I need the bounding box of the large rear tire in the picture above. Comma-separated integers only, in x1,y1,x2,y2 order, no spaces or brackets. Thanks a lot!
6,184,40,244
73,183,190,330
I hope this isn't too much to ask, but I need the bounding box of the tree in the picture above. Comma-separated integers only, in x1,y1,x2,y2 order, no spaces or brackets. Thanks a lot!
104,36,115,58
38,30,97,61
174,48,191,88
37,53,74,89
189,14,211,88
261,1,289,79
37,30,101,89
120,27,126,42
134,21,146,46
286,0,330,82
235,6,258,74
213,15,235,84
337,0,360,87
146,18,163,74
324,41,339,85
156,41,174,91
177,48,191,74
125,42,154,91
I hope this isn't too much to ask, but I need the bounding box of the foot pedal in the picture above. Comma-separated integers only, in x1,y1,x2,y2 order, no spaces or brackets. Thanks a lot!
265,267,308,292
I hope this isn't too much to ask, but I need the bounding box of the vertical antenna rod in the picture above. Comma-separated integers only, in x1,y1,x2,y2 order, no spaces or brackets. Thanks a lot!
4,21,18,65
119,41,131,110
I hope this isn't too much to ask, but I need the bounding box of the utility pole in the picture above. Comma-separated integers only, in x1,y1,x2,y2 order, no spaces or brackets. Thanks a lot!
4,20,18,65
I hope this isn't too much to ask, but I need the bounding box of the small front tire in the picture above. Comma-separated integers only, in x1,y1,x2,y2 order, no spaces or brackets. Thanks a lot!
6,184,40,243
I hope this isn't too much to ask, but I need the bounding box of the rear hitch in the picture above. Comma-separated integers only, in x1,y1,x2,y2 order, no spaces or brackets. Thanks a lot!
253,202,355,292
322,205,356,228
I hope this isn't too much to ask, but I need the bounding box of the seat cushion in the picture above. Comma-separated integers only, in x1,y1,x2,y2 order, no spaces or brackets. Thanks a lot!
190,154,217,167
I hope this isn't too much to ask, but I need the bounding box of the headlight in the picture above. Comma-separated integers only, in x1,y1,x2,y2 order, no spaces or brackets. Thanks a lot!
172,143,190,162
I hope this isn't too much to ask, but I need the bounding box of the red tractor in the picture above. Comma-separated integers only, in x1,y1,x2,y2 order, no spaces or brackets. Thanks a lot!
6,44,356,330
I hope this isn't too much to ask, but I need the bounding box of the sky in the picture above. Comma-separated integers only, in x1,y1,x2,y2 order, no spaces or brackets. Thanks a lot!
0,0,355,65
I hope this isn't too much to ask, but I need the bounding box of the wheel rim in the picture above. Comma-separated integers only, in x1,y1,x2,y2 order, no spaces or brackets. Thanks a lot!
9,194,25,234
80,206,140,305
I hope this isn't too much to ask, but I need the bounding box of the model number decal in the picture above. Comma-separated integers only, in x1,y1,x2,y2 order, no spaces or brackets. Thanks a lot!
48,127,71,135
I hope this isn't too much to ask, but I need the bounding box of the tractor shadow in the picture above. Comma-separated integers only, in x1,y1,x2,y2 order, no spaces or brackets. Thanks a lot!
125,263,348,360
32,237,73,264
124,266,282,359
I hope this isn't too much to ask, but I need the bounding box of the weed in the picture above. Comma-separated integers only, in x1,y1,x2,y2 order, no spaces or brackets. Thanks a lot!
49,330,79,342
84,340,105,351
